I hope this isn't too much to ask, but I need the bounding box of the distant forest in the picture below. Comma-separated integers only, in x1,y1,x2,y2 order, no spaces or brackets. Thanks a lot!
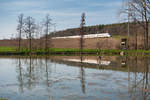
51,22,132,37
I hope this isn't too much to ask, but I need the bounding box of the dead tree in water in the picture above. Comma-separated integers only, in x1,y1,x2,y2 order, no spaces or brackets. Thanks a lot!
17,14,24,51
43,14,52,52
80,13,86,53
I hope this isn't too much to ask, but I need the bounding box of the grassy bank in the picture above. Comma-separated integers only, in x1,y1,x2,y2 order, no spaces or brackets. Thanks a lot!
0,99,8,100
0,47,16,52
0,47,150,56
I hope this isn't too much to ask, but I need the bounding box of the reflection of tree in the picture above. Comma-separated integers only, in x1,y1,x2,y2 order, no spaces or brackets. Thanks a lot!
24,56,36,90
121,56,127,68
15,56,55,99
97,56,104,69
16,57,24,93
128,56,150,100
45,56,53,99
142,57,150,100
79,55,86,94
45,56,51,87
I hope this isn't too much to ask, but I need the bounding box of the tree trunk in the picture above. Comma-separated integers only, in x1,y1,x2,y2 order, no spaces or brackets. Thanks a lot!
19,30,21,51
145,22,149,50
45,34,48,52
29,32,32,52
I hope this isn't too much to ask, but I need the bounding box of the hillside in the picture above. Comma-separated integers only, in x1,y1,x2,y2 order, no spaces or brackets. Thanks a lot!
51,23,130,37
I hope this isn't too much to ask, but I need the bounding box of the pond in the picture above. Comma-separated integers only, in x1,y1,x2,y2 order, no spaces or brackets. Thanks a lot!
0,56,150,100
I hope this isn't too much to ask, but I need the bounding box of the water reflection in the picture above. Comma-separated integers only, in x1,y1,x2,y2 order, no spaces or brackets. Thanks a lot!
16,57,24,93
127,57,150,100
0,56,150,100
15,56,54,99
79,55,86,94
48,56,150,100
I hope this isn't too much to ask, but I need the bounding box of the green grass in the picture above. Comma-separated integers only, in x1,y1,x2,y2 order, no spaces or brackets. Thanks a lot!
0,99,8,100
0,47,16,52
0,47,150,56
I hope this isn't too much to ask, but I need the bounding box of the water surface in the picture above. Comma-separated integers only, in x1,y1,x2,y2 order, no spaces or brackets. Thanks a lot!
0,56,150,100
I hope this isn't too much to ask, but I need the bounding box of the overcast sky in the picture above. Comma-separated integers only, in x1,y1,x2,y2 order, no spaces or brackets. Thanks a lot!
0,0,123,39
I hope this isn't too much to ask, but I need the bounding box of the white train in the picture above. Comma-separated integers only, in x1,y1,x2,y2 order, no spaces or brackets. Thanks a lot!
52,33,112,39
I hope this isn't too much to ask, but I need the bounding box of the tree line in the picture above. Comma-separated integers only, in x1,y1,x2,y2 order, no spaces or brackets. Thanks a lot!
51,23,129,37
16,13,87,53
17,14,53,52
120,0,150,50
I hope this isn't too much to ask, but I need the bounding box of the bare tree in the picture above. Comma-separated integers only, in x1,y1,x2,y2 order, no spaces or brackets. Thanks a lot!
134,18,138,50
121,0,150,50
34,23,43,49
80,13,86,53
17,14,24,51
24,16,36,52
43,14,52,52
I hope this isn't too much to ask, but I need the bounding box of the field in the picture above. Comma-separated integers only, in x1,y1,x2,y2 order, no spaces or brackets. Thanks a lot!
0,35,148,55
0,36,123,50
52,37,121,49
